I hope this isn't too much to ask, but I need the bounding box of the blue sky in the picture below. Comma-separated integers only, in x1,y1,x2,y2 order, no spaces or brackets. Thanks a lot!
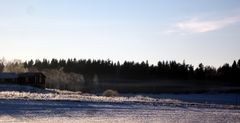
0,0,240,67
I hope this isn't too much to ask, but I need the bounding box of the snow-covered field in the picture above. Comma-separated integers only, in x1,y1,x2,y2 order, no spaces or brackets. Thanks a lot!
0,84,240,123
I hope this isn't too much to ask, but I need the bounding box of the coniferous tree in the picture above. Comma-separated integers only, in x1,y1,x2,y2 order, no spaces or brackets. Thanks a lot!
21,58,240,83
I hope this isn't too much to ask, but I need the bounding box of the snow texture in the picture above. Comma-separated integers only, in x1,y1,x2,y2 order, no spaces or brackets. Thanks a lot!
0,84,240,123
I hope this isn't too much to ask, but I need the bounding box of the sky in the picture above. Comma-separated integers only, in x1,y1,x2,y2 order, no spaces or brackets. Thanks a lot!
0,0,240,67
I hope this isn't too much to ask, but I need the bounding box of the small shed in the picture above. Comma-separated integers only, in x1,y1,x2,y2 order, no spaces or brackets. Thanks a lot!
18,72,46,88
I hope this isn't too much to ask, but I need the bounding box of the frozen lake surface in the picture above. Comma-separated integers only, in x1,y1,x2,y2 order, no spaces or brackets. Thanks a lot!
0,85,240,123
123,93,240,105
0,99,240,123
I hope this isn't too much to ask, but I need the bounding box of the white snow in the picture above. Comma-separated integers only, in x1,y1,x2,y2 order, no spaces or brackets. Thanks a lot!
0,84,240,123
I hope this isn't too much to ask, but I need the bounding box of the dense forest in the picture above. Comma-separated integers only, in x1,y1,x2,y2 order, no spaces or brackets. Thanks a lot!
1,58,240,93
19,58,240,83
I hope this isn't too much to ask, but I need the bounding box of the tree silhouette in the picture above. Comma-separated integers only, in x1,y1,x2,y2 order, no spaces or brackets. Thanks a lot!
21,58,240,83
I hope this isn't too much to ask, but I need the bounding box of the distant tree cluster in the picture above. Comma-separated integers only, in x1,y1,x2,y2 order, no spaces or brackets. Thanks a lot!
0,59,28,73
22,58,240,82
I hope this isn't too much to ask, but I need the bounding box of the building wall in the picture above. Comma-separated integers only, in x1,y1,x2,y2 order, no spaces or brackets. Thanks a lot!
0,73,46,88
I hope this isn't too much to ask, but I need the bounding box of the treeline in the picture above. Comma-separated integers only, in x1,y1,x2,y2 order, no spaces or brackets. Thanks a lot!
23,58,240,82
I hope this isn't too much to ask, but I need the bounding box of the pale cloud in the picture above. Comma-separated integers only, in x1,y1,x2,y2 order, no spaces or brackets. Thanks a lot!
165,15,240,34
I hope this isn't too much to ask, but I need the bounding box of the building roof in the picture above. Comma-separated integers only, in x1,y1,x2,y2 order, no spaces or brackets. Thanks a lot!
0,73,18,79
